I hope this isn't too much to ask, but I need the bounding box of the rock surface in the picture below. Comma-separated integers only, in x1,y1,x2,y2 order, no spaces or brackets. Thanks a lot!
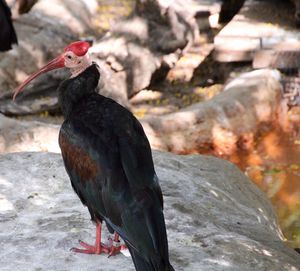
0,152,299,271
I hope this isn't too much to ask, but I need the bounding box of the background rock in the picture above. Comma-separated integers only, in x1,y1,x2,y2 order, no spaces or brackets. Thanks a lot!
141,69,283,154
0,69,283,155
0,0,98,114
0,0,205,114
64,0,201,106
0,114,60,153
214,0,300,62
0,151,299,271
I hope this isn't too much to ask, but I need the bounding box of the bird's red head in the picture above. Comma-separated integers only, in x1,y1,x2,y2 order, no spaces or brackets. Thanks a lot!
13,41,91,100
64,41,90,56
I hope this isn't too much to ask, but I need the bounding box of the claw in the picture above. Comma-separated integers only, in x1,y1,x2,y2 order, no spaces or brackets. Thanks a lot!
71,243,109,254
78,240,109,250
78,240,94,250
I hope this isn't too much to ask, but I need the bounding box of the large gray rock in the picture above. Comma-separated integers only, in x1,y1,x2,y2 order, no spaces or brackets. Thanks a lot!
0,152,299,271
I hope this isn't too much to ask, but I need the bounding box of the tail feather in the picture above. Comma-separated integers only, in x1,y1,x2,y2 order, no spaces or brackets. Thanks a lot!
127,245,175,271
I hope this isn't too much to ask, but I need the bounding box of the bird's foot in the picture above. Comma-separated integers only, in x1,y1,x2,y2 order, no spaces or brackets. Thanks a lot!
71,239,110,255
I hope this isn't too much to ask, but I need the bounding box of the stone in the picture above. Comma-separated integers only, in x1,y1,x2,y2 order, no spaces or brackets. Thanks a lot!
0,151,299,270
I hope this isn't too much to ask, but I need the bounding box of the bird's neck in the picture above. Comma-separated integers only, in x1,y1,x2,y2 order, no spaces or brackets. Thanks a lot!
70,54,93,78
58,63,100,119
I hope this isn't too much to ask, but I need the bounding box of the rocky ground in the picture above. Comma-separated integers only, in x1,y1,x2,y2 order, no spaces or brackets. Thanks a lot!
0,152,299,271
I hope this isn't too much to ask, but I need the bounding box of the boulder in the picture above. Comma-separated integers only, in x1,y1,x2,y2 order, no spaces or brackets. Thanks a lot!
0,151,299,270
141,69,283,154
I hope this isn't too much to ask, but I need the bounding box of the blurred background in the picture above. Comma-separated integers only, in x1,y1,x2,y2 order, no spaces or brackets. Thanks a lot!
0,0,299,249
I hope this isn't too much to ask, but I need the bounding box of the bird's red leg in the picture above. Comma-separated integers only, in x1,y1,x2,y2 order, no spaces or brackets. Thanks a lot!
71,221,110,255
108,232,127,257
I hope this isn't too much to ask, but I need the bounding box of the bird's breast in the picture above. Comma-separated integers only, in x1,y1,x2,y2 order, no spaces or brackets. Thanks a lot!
59,132,101,181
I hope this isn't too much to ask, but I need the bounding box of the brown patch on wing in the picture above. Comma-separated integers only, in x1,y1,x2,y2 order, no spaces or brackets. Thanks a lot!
59,133,100,181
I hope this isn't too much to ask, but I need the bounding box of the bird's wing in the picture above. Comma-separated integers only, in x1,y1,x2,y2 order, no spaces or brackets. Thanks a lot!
114,111,164,208
110,111,170,268
58,123,109,222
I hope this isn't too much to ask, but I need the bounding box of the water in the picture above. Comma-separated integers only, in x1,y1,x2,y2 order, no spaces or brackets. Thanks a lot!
225,126,300,248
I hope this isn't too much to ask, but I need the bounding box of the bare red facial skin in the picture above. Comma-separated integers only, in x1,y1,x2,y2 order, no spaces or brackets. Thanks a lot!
12,41,90,101
64,41,90,56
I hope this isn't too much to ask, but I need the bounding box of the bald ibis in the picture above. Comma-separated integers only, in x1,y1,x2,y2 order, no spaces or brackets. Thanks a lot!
14,41,175,271
0,0,18,52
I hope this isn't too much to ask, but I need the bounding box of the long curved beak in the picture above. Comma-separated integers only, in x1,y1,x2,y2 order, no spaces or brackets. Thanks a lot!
13,55,65,101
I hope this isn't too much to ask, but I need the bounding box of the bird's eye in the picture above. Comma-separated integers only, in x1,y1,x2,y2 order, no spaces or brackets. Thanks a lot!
67,55,72,59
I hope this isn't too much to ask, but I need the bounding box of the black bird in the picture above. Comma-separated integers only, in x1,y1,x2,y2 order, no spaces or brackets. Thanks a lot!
13,41,175,271
0,0,18,52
